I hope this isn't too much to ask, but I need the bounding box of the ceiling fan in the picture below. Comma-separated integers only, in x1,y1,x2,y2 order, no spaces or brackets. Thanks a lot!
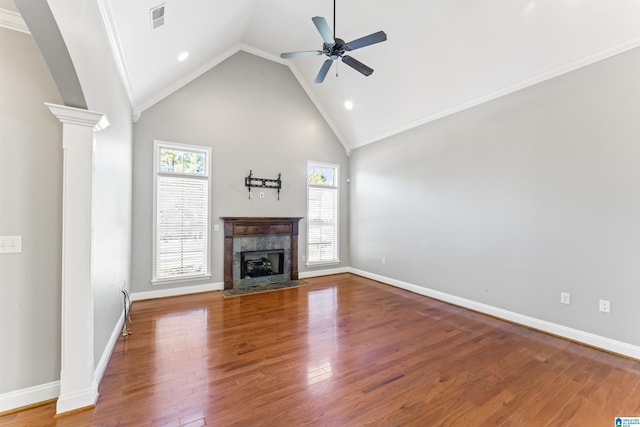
280,0,387,83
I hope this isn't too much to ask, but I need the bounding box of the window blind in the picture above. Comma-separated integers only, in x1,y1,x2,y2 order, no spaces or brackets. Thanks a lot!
156,175,209,279
308,185,338,263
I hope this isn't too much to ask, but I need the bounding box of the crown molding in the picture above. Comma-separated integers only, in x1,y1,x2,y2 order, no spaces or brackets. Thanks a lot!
134,44,241,116
0,8,29,34
96,0,136,114
351,36,640,150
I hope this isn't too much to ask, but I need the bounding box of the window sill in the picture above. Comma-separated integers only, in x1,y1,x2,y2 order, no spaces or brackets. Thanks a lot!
151,274,212,286
305,260,340,268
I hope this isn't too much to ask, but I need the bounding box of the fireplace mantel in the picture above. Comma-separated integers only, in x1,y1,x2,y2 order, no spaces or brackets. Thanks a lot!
221,217,303,289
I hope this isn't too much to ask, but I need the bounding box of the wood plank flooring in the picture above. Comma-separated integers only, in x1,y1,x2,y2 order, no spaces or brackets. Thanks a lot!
2,273,639,426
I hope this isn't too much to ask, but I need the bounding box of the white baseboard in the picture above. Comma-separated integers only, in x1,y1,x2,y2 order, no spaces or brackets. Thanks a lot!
94,310,125,389
299,267,350,279
0,381,59,413
349,268,640,360
56,385,98,414
130,281,224,301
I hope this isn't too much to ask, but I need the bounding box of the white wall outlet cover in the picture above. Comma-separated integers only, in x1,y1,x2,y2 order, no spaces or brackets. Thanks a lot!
560,292,571,305
0,236,22,254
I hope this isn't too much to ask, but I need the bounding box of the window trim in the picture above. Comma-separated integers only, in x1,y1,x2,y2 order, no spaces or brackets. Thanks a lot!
152,140,212,284
306,161,340,267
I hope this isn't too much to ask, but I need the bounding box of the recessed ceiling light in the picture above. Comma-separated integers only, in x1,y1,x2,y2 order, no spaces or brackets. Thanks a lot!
177,51,189,62
344,100,354,110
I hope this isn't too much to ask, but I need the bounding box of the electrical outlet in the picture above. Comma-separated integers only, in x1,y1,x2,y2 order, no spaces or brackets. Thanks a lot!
560,292,571,305
381,256,386,265
0,236,22,254
599,299,611,313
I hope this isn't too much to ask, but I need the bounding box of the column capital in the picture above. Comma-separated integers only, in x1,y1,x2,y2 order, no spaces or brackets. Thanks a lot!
45,103,110,131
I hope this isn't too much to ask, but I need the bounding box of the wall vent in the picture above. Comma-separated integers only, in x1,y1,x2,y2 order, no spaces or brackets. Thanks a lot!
150,4,165,29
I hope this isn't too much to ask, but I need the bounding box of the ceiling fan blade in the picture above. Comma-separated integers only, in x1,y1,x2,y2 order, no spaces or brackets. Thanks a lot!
312,16,335,46
280,50,323,59
315,59,334,83
344,31,387,51
341,55,374,76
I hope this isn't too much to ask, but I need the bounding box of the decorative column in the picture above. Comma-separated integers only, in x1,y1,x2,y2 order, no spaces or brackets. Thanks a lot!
46,103,109,414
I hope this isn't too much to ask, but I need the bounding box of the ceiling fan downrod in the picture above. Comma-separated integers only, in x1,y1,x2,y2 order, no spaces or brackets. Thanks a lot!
333,0,336,38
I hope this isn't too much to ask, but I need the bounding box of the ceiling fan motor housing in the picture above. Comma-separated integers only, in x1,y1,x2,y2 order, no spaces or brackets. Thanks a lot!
325,38,347,60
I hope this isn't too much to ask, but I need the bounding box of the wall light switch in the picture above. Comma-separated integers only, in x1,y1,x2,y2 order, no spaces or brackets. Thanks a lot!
0,236,22,254
259,192,265,199
214,224,220,232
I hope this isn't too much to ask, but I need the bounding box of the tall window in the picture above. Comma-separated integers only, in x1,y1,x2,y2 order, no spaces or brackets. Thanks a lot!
307,162,339,265
153,141,211,282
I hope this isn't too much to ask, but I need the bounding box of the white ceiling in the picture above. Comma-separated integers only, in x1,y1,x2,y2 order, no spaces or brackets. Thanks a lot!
10,0,640,150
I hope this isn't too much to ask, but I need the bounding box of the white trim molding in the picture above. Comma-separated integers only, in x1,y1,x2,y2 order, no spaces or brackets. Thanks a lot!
45,103,109,131
0,381,59,413
299,267,350,279
135,44,240,116
94,311,125,392
349,268,640,361
350,37,640,150
96,0,136,115
55,386,97,415
0,8,29,34
131,282,224,302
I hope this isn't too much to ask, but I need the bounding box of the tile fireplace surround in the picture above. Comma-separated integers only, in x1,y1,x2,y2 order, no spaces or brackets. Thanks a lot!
221,217,303,290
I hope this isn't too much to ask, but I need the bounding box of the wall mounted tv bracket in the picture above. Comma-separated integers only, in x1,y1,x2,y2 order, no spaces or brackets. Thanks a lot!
245,170,282,200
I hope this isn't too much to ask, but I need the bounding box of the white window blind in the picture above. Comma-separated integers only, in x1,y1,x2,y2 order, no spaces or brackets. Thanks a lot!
154,141,211,282
307,162,339,264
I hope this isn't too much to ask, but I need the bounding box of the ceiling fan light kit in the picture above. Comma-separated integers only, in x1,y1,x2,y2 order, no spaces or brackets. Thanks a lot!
280,1,387,83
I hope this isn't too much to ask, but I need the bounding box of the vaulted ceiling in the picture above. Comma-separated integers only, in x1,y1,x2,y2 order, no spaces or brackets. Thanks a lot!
6,0,640,150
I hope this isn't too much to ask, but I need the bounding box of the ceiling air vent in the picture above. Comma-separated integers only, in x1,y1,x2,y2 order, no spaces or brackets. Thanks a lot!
150,4,165,29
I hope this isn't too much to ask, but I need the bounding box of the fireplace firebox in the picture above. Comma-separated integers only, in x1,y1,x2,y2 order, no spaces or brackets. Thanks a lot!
241,249,284,279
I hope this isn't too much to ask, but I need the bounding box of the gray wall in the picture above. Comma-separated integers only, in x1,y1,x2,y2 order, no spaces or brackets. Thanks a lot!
350,47,640,346
0,27,63,393
132,51,349,293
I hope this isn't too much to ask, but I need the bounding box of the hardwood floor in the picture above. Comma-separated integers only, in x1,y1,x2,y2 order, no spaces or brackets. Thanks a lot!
2,273,639,426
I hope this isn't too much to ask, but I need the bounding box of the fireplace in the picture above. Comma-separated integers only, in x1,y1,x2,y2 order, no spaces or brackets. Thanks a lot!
221,217,303,289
